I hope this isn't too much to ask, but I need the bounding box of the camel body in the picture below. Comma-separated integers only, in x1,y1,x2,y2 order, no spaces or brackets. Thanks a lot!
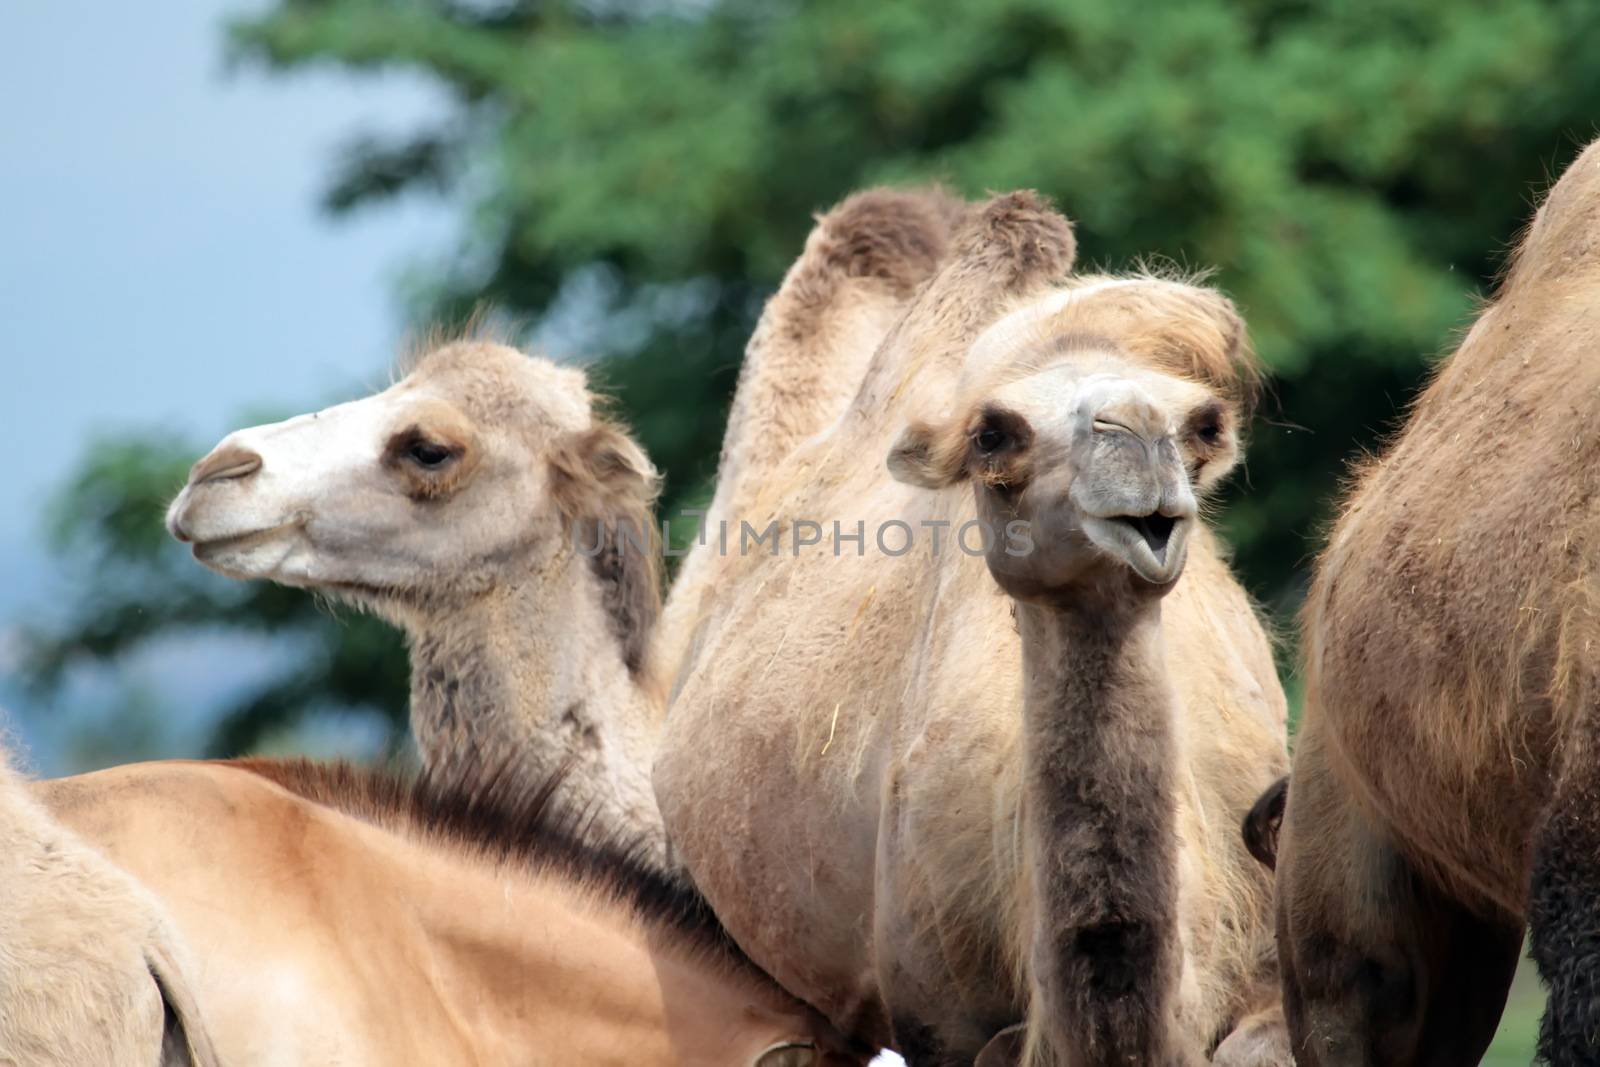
36,759,858,1066
1277,139,1600,1066
657,190,1289,1063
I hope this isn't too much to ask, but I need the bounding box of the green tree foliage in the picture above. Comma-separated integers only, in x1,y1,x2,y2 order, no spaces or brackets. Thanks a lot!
226,0,1600,603
27,0,1600,753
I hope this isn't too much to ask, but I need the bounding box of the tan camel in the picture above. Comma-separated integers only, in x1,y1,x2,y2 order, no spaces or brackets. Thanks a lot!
1274,138,1600,1066
0,753,218,1066
655,191,1291,1065
33,756,864,1065
166,338,669,859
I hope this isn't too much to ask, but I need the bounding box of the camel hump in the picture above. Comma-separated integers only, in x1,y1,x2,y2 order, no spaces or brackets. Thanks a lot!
948,189,1078,289
1506,137,1600,288
806,186,967,298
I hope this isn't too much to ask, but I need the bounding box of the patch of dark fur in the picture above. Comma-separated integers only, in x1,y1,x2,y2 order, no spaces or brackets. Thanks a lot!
954,190,1077,287
1027,611,1179,1066
818,187,966,295
1530,794,1600,1066
227,756,761,980
1280,856,1520,1065
776,187,965,351
1243,775,1288,870
408,631,502,773
891,1015,959,1067
572,515,657,676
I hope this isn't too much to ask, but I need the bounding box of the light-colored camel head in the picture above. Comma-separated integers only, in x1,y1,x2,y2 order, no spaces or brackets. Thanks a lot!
167,338,659,645
889,276,1254,601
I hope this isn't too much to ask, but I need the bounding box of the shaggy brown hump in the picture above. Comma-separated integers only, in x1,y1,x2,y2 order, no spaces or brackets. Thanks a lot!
816,186,968,295
953,189,1078,288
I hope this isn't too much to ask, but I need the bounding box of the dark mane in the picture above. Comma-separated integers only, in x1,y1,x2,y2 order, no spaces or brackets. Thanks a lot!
225,756,760,979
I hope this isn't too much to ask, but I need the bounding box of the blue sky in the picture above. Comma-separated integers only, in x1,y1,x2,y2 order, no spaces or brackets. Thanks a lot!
1,1,456,767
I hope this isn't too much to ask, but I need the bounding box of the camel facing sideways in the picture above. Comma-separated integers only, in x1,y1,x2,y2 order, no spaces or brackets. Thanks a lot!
656,191,1290,1065
1275,138,1600,1067
166,338,669,860
33,756,863,1065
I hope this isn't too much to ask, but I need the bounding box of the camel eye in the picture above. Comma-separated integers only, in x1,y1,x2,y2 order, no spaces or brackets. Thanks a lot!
974,427,1011,455
1196,422,1221,446
407,439,454,469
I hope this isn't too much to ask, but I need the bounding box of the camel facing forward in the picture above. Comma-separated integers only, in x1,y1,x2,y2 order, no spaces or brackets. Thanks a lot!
657,191,1290,1065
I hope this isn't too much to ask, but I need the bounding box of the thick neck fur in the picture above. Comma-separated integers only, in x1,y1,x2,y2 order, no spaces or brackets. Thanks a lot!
1015,593,1189,1066
405,534,666,861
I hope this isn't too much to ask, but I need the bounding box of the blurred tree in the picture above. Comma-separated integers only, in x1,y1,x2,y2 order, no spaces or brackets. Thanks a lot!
224,0,1600,606
27,0,1600,751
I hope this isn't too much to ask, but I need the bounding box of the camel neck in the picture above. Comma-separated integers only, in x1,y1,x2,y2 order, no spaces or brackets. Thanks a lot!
1013,595,1186,1061
406,536,666,858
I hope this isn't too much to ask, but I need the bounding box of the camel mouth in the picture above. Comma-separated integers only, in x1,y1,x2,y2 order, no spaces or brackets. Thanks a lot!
1120,513,1177,557
188,521,304,577
1081,511,1193,584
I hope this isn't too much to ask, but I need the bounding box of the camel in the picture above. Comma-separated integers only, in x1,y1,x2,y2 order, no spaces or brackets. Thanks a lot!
0,753,219,1066
166,337,669,859
30,755,864,1065
655,190,1291,1065
1274,138,1600,1066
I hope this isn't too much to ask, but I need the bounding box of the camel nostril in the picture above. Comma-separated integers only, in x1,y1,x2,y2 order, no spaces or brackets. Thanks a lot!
190,445,262,487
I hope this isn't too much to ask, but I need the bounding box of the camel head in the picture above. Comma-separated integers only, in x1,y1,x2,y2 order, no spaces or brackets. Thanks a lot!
888,276,1255,602
167,339,659,618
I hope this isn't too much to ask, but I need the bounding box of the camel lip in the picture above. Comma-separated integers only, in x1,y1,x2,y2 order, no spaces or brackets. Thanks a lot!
1082,512,1192,584
189,520,304,561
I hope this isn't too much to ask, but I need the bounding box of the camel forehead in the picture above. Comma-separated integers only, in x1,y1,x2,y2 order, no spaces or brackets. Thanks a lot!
986,361,1213,434
965,276,1211,388
402,341,592,434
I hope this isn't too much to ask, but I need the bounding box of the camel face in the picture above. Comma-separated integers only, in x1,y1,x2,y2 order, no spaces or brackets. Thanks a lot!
889,278,1245,598
167,341,594,609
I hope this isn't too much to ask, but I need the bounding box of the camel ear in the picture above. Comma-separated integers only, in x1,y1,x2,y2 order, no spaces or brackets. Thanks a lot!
546,421,662,676
547,422,659,519
1242,775,1289,871
888,420,968,489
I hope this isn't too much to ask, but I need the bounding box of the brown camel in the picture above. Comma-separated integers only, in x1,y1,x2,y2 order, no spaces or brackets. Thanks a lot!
0,753,219,1066
32,757,863,1065
166,338,669,860
656,191,1291,1065
1275,139,1600,1066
